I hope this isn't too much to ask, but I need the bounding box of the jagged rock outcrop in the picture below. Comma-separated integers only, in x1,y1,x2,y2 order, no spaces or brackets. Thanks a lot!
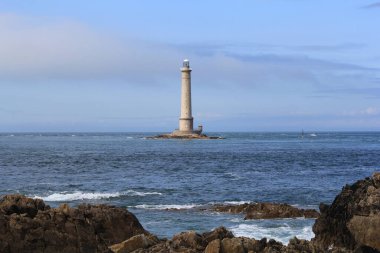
0,194,147,253
109,234,160,253
313,172,380,252
117,227,289,253
211,202,319,219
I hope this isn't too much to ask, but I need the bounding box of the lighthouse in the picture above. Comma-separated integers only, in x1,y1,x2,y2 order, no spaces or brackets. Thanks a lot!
149,59,224,139
179,59,193,133
172,59,202,136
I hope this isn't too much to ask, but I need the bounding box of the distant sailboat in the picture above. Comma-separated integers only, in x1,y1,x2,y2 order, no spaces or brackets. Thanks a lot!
301,129,304,139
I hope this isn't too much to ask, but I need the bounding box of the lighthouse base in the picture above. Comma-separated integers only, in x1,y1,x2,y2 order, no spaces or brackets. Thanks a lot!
146,133,223,140
146,126,223,139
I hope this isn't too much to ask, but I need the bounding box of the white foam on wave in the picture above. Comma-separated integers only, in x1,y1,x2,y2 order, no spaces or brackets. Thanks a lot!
291,204,319,210
230,223,314,245
126,190,163,196
224,172,242,180
32,190,162,202
223,201,253,205
133,204,200,210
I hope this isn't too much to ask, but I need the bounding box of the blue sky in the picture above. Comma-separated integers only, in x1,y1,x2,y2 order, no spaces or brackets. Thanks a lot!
0,0,379,132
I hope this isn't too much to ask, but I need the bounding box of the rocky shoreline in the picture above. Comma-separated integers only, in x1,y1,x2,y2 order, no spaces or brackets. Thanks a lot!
1,173,379,253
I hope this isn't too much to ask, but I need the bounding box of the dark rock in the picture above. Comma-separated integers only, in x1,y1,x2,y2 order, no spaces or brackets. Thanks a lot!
312,172,380,252
211,202,319,219
202,226,234,244
0,194,147,253
0,194,49,218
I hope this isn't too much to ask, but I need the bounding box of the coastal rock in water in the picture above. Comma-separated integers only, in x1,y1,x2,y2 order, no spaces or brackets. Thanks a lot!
313,172,380,251
211,202,319,219
0,194,147,253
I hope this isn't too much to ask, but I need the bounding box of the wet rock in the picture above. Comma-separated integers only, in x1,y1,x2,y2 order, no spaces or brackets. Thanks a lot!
211,202,319,219
109,234,159,253
313,172,380,251
0,194,147,253
244,203,319,220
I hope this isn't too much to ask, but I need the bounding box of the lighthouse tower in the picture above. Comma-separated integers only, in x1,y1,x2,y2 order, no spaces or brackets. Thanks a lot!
172,59,202,136
179,59,193,133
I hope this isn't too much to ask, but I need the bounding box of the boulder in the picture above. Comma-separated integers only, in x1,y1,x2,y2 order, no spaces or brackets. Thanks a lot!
205,239,221,253
0,194,147,253
244,203,319,220
202,226,234,244
220,238,245,253
0,194,48,218
109,234,159,253
170,231,205,251
313,172,380,251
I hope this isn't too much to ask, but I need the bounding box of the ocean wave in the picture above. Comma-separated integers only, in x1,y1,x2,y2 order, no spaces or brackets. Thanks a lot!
229,223,314,245
126,190,163,196
133,204,200,210
32,190,162,201
222,201,253,205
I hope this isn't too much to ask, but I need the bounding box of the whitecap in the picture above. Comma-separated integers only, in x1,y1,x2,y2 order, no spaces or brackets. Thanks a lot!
133,204,199,210
229,217,242,223
125,190,162,196
224,172,242,180
222,201,253,205
32,191,121,201
32,190,162,202
229,223,314,245
310,133,317,137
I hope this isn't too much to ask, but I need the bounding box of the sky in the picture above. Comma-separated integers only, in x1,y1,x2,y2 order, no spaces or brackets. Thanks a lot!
0,0,379,132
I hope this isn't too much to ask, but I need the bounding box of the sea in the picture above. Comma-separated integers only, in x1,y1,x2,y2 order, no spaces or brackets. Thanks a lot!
0,132,379,244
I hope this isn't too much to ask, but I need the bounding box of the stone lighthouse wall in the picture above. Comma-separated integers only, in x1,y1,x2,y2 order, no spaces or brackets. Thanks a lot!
179,64,193,132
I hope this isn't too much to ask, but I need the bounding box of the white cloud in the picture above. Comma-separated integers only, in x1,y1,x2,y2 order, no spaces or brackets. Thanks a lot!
0,13,181,84
0,12,378,97
343,107,380,116
362,107,380,115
